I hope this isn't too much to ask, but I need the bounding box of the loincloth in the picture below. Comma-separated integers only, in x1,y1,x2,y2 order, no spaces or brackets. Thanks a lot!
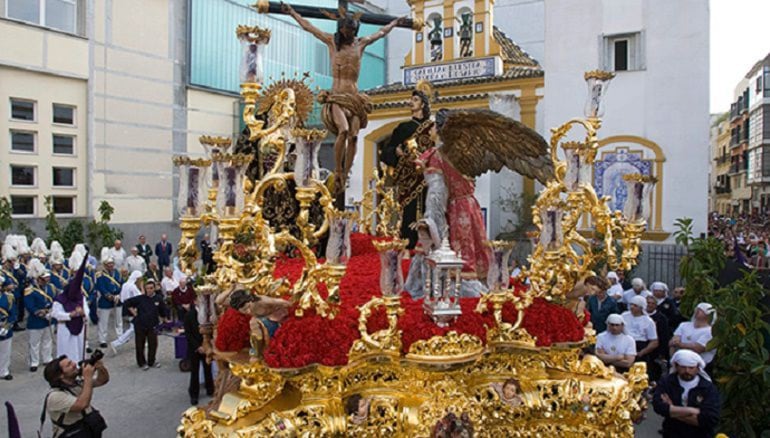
318,90,372,135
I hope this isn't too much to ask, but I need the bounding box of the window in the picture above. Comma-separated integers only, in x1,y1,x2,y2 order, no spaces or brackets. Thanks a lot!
10,196,35,216
52,104,75,125
11,166,35,186
614,40,629,71
53,134,75,155
52,196,75,215
602,32,644,72
52,167,75,187
763,147,770,177
6,0,78,34
10,99,35,121
10,130,35,152
757,76,763,94
764,108,770,140
765,67,770,98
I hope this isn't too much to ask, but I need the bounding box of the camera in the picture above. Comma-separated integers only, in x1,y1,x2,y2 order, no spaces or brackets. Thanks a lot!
78,349,104,372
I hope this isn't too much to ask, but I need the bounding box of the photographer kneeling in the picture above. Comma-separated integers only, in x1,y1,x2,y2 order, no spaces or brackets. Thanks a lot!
41,352,110,437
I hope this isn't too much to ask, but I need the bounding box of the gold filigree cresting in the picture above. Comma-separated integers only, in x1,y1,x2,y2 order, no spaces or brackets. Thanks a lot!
405,331,484,364
235,24,271,43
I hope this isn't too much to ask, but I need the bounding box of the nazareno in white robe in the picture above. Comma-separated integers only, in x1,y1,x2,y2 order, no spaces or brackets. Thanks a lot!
50,299,89,363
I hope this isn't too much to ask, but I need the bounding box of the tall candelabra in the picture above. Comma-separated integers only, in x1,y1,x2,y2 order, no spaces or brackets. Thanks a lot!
525,70,656,301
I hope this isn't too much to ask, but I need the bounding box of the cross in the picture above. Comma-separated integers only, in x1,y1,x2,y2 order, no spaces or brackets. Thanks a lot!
255,0,419,209
254,1,420,31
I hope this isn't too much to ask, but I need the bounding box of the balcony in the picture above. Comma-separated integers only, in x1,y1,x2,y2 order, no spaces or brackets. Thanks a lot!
714,185,731,195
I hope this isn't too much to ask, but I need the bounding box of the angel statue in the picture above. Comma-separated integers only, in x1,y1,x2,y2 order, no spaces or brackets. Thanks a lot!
406,108,553,297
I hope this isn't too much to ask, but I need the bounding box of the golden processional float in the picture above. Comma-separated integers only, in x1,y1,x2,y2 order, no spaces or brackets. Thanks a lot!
174,22,656,438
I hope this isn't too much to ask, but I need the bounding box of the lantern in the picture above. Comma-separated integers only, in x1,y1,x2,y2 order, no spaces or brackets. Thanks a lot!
539,207,564,252
583,70,615,119
174,156,210,218
236,26,271,85
485,240,515,291
214,154,253,218
622,174,656,223
423,237,465,327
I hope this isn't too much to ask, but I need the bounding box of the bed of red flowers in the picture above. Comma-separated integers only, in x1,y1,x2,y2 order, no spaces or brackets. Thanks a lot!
215,233,586,369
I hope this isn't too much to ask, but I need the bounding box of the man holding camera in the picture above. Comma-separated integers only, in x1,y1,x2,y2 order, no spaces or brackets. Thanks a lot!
42,353,110,437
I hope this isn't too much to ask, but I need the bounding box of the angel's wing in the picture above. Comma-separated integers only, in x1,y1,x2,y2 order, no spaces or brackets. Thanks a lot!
438,109,554,183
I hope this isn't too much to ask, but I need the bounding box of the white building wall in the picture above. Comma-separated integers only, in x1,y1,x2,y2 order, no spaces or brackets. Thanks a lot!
544,0,710,240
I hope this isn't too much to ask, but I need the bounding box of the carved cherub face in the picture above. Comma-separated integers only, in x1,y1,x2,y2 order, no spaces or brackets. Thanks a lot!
502,381,519,400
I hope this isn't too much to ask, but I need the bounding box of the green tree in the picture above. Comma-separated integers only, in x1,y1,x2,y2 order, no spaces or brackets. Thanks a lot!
0,197,12,234
44,196,63,246
86,201,123,250
675,217,770,436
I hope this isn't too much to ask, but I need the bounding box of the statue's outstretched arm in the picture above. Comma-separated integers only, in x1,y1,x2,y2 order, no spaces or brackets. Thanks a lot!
360,16,405,48
282,2,333,47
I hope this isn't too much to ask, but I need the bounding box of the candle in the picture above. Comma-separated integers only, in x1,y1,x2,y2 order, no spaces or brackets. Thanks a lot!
224,167,237,208
187,167,200,214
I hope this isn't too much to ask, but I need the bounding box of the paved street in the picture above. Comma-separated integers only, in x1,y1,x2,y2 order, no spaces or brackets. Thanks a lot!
1,324,662,437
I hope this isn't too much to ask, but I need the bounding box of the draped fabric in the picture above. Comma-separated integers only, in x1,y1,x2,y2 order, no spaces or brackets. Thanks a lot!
417,148,489,278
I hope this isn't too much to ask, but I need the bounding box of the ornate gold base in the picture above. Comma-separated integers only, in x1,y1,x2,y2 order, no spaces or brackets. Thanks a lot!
178,347,647,437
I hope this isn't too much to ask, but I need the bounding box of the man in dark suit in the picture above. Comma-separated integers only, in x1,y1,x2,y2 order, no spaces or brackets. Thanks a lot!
136,235,153,267
184,299,213,405
155,234,172,270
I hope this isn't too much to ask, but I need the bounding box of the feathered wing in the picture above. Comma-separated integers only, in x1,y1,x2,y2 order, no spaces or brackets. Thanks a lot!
438,109,554,183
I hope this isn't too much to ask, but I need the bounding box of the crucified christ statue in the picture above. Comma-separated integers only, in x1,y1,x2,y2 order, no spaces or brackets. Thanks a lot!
281,2,406,201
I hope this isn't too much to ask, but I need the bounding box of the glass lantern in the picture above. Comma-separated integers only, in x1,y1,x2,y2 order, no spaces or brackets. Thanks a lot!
583,70,615,118
485,241,515,291
215,154,253,218
539,207,564,252
622,174,656,223
174,156,210,218
423,237,465,327
292,129,326,188
237,26,271,84
326,211,354,265
564,144,591,192
199,136,232,190
373,239,408,297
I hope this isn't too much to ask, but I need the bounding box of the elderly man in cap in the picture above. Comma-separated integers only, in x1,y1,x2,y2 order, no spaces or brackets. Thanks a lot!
594,314,637,372
652,349,720,437
24,259,56,372
670,302,717,369
95,255,124,348
125,246,147,275
622,295,659,378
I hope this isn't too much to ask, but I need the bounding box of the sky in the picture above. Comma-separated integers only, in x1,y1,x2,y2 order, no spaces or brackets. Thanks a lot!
710,0,770,113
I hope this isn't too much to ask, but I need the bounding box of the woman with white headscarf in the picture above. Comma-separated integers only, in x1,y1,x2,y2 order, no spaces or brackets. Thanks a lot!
670,302,716,366
109,271,144,354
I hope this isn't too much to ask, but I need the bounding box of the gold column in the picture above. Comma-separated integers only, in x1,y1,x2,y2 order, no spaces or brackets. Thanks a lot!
443,0,455,61
519,86,541,197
